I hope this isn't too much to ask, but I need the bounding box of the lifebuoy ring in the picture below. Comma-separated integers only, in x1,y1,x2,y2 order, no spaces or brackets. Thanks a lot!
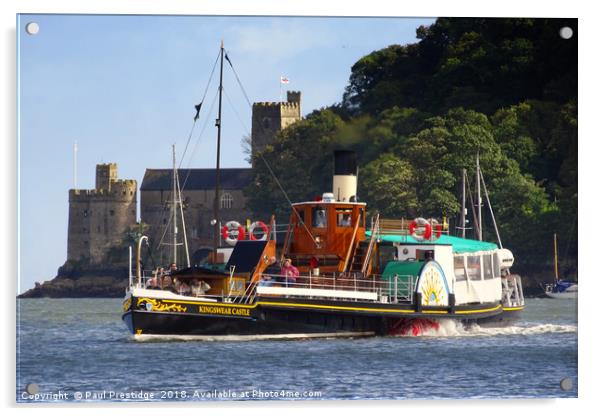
221,221,246,246
409,217,432,241
249,221,269,241
428,219,442,240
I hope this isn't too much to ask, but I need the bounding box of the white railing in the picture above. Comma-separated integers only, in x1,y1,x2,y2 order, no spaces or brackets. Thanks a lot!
254,273,415,304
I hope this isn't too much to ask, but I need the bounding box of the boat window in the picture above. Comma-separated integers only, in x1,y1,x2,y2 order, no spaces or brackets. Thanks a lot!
493,253,501,278
312,206,327,228
295,208,305,227
336,209,353,227
482,254,494,280
454,255,466,281
466,255,482,280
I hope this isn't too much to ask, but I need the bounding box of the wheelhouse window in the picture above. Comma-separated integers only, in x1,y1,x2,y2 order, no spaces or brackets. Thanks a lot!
336,209,353,227
295,208,305,227
312,206,327,228
220,192,233,209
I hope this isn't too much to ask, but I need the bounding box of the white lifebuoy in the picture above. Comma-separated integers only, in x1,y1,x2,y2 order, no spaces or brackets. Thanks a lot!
249,221,269,241
221,220,246,246
409,217,432,241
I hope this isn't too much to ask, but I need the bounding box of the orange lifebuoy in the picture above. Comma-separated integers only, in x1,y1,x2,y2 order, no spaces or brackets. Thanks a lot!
249,221,269,241
221,221,246,246
409,217,432,241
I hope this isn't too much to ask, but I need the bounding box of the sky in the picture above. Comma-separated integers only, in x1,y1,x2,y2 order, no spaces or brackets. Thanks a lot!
17,14,436,292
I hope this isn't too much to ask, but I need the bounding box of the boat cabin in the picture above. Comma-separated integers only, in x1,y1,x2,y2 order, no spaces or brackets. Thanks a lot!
284,198,367,274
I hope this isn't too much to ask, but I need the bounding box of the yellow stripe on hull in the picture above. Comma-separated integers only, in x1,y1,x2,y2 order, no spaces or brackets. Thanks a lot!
128,296,502,317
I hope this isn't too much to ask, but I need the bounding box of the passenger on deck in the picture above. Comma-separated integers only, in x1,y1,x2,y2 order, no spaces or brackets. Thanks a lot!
258,274,274,287
281,258,299,286
168,263,177,274
191,279,211,296
174,278,191,296
161,275,173,292
146,272,160,289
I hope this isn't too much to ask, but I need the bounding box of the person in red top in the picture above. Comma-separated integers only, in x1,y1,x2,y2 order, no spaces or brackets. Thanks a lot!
280,258,299,286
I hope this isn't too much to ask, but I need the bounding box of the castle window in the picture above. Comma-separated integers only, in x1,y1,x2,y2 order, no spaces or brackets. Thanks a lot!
262,117,271,129
220,193,233,209
97,226,101,233
83,210,88,217
110,210,115,216
123,191,126,195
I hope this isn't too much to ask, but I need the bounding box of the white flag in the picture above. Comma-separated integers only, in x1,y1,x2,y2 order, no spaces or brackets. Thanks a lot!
280,76,290,84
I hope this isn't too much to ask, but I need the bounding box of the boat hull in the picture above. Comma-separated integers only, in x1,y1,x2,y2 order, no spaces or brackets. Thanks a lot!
122,293,510,338
545,291,577,299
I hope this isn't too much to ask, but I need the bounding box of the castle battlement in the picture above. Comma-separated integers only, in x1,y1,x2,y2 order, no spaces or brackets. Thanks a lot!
67,163,138,264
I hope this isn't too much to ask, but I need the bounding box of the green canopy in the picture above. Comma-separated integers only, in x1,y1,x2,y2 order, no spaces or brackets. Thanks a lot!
381,261,424,298
366,231,498,253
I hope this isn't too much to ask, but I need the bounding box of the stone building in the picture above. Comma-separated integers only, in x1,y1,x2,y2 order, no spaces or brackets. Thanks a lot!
251,91,302,159
67,163,137,264
140,168,253,265
140,91,303,265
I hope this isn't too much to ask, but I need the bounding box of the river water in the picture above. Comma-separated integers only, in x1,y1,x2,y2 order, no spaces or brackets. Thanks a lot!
16,297,577,402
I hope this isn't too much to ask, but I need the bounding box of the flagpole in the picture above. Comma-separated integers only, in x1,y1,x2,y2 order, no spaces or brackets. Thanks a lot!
279,77,282,102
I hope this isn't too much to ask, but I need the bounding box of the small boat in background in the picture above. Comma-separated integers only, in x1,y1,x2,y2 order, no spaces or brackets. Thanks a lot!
544,233,577,299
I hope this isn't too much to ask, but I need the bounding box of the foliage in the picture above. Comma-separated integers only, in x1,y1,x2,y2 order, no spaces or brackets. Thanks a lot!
247,18,577,279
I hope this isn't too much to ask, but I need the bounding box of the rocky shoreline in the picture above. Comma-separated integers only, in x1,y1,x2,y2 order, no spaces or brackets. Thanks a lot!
18,261,130,298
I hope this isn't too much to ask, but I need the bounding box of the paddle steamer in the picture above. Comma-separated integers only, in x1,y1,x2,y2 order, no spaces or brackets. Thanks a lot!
122,149,524,338
121,42,524,339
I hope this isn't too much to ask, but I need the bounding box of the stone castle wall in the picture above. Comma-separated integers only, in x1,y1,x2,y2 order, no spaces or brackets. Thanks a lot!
141,188,250,265
251,91,302,158
67,164,137,264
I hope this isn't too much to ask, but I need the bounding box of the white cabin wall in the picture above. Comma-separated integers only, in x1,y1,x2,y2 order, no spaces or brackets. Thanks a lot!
433,245,455,296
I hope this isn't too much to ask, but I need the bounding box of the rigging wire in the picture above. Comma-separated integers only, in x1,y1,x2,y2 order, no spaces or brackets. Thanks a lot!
179,49,221,170
223,86,251,135
155,50,222,254
224,50,317,246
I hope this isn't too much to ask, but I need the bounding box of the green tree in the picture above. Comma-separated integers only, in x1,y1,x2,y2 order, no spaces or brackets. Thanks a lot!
359,154,418,218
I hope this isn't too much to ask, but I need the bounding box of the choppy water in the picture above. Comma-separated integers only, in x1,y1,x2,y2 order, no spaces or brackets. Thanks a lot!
16,297,577,402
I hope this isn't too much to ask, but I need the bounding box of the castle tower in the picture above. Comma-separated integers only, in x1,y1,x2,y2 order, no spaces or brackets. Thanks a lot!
251,90,302,161
96,163,118,191
67,163,137,264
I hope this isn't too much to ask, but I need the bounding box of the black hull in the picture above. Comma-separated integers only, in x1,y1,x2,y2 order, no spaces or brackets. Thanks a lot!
123,294,514,338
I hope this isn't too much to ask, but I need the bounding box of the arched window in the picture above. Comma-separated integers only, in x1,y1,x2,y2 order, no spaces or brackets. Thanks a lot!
220,192,233,209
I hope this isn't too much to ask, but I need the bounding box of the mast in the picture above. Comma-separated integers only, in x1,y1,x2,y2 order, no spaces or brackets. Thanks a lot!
554,233,559,283
172,144,178,266
476,154,482,241
480,168,503,248
176,171,191,267
213,41,225,261
461,168,467,238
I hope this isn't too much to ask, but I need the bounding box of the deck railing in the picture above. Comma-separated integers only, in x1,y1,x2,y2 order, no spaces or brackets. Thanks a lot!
253,273,415,304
